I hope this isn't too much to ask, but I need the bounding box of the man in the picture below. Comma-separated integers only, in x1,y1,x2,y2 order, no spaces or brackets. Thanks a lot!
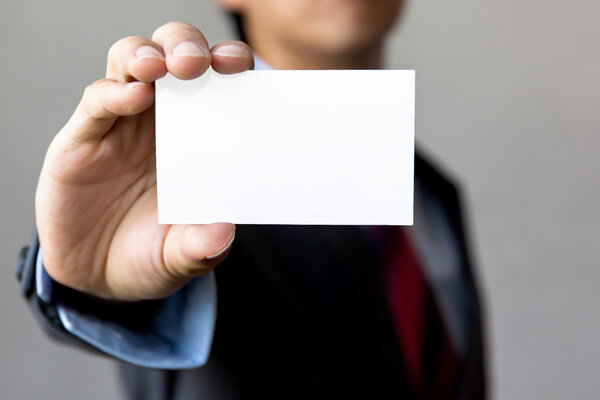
17,0,486,398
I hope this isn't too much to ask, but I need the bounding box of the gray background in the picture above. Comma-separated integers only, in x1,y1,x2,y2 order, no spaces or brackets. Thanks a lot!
1,0,599,398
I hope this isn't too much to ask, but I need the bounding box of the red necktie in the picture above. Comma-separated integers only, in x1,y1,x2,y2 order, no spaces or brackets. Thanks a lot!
382,227,461,398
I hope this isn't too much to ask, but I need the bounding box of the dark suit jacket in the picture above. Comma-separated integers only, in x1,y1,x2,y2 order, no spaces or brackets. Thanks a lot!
19,152,486,400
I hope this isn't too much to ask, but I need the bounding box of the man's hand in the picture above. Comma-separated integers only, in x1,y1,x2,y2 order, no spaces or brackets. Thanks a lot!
35,22,253,301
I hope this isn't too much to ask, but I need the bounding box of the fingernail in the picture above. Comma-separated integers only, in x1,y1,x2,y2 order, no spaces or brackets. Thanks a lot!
206,231,235,260
136,45,164,60
172,41,209,58
212,44,250,58
125,81,148,89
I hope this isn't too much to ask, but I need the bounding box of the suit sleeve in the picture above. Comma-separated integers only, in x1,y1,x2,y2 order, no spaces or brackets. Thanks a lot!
16,229,217,370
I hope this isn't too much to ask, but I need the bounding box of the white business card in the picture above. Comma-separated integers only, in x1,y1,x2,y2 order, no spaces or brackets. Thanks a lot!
155,68,415,225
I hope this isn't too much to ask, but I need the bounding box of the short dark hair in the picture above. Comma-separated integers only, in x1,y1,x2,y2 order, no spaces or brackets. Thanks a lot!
229,12,247,43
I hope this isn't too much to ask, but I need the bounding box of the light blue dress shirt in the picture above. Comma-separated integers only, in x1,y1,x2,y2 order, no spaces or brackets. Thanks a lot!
36,248,216,369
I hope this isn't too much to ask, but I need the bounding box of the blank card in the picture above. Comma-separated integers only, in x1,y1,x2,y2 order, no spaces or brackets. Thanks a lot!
155,68,415,225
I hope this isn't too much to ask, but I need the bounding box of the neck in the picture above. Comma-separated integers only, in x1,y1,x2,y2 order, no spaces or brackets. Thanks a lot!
250,38,384,70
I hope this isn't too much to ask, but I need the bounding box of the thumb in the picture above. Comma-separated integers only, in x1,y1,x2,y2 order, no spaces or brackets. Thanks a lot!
163,223,236,280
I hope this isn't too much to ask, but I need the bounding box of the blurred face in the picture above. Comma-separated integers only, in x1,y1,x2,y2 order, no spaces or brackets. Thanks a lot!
221,0,405,56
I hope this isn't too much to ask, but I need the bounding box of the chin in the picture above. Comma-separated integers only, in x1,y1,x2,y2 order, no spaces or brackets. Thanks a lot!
306,24,392,56
306,4,402,55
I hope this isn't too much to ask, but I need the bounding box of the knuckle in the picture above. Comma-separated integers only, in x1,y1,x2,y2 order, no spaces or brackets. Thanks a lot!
152,21,177,39
82,79,106,98
107,37,127,57
152,21,204,41
108,36,145,56
80,79,114,119
82,81,98,99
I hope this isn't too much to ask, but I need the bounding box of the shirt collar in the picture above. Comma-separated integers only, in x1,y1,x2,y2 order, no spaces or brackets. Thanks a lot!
253,54,272,71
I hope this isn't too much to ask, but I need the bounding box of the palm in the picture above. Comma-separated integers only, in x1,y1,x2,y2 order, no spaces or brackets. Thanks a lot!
37,109,176,299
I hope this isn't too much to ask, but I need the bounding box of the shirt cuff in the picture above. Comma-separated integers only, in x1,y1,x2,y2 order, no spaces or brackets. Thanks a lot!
36,247,217,369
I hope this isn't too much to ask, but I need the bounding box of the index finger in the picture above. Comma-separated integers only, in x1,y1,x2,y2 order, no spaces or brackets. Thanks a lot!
151,22,212,80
